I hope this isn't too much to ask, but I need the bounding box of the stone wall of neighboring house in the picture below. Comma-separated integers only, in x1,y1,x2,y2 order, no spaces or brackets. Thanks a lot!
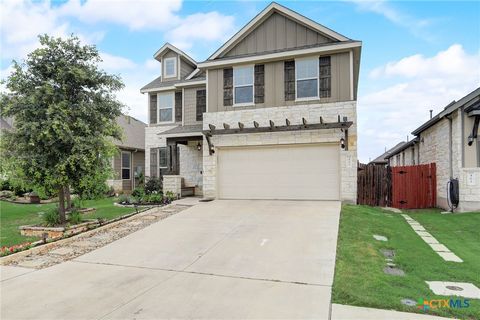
417,110,479,211
202,101,357,202
178,140,203,195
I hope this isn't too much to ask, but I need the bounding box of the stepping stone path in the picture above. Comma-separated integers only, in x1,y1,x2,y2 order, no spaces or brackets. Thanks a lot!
400,298,417,307
426,281,480,299
380,249,395,258
383,266,405,276
401,214,463,263
2,204,190,270
373,235,388,241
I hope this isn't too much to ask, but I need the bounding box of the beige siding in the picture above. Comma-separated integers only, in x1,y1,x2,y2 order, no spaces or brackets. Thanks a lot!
464,113,478,167
180,57,195,79
207,52,351,112
224,12,333,57
161,50,179,82
184,86,206,125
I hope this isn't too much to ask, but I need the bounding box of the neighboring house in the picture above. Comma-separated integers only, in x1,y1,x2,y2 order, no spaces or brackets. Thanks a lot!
369,142,406,166
108,115,146,193
385,138,420,167
142,2,361,202
387,88,480,211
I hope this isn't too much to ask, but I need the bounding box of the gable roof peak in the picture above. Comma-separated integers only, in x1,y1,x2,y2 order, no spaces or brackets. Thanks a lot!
153,43,197,66
207,1,351,61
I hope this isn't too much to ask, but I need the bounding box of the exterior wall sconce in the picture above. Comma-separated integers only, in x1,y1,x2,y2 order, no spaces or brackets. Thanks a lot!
340,137,346,149
197,142,202,151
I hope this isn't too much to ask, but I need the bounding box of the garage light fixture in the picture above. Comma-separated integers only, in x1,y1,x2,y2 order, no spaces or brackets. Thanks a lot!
197,142,202,151
340,137,346,149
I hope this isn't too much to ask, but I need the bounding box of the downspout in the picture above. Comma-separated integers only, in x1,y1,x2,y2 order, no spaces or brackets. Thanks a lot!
445,114,453,179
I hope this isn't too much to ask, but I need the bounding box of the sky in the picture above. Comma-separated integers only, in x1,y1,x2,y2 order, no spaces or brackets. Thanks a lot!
1,0,479,162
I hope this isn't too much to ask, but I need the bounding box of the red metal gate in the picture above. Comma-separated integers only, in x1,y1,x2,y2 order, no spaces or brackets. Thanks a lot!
391,163,436,209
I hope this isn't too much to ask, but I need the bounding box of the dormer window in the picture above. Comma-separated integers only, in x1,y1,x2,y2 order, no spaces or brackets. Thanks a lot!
164,57,177,78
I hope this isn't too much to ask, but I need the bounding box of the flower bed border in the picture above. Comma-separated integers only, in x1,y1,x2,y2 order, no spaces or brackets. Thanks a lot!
19,220,100,239
1,205,155,259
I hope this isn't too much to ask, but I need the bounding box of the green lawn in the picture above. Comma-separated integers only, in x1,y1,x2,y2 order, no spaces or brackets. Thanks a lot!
0,198,136,247
332,205,480,320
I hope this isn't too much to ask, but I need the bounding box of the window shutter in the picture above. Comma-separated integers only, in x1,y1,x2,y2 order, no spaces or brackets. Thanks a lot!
319,56,331,98
175,91,182,122
284,61,295,101
223,68,233,106
149,94,157,124
150,148,158,178
254,64,265,104
196,89,206,121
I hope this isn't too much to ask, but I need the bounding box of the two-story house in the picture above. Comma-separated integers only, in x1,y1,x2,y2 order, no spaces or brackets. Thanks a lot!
141,2,361,202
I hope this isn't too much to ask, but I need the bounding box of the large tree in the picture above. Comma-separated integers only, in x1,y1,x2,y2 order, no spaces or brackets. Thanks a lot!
1,35,123,223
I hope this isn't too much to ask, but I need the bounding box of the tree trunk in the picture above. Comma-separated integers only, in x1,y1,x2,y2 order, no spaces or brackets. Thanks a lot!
58,186,66,224
65,186,72,210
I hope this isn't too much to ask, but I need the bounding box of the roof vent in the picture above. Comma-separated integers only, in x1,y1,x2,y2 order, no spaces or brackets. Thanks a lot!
429,110,433,119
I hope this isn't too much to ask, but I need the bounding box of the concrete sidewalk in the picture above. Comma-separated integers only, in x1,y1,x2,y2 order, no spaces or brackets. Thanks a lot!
331,304,457,320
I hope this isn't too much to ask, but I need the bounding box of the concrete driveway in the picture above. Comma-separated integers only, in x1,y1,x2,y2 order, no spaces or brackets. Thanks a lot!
1,200,341,319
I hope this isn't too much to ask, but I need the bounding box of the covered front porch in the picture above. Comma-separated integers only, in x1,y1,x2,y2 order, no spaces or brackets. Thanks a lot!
159,125,203,198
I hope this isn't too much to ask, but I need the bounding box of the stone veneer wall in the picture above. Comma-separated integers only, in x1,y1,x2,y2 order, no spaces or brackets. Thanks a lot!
418,110,479,211
202,101,357,202
178,140,203,195
163,175,182,198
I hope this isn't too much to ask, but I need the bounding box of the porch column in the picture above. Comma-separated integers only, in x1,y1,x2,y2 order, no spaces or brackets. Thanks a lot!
163,175,182,199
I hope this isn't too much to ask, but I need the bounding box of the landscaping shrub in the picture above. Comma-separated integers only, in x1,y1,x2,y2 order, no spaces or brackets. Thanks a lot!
68,209,82,225
118,194,131,204
165,191,176,203
132,187,145,199
43,207,61,226
145,177,162,194
0,179,12,191
148,193,163,204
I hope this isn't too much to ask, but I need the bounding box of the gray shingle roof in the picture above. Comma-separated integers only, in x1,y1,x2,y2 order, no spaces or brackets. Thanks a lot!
141,76,206,91
160,124,203,135
114,115,146,150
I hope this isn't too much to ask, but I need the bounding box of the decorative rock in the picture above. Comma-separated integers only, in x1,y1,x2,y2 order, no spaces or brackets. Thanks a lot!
385,258,393,262
386,262,396,267
384,266,405,276
17,259,49,269
426,281,480,299
401,299,417,307
373,235,388,241
380,249,395,258
49,247,75,256
71,240,95,248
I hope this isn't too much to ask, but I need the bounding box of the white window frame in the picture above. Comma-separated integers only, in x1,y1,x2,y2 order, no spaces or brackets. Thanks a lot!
163,57,177,78
159,147,168,169
233,65,254,107
121,151,131,181
295,57,319,101
157,92,175,124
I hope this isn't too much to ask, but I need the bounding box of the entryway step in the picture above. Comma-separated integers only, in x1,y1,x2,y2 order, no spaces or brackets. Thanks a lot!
181,187,195,197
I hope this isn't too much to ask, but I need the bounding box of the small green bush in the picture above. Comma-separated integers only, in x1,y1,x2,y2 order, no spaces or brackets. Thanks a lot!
132,187,145,198
165,191,176,203
43,207,61,226
118,194,130,204
68,209,82,225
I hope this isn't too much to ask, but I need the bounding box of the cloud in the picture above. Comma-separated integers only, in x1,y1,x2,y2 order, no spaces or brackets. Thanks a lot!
166,12,236,50
59,0,183,30
348,0,434,41
358,44,480,162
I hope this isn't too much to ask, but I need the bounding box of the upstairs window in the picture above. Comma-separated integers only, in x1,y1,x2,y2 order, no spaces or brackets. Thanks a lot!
233,66,254,105
164,57,177,78
296,58,318,100
158,92,174,123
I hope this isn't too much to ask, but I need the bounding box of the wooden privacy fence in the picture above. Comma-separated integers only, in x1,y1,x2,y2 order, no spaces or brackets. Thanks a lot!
391,163,437,209
357,163,437,209
357,163,391,207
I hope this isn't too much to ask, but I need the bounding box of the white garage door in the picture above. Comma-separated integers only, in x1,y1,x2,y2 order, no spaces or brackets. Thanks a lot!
217,143,340,200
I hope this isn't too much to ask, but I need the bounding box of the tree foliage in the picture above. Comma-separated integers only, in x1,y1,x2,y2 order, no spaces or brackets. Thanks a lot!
1,34,124,222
